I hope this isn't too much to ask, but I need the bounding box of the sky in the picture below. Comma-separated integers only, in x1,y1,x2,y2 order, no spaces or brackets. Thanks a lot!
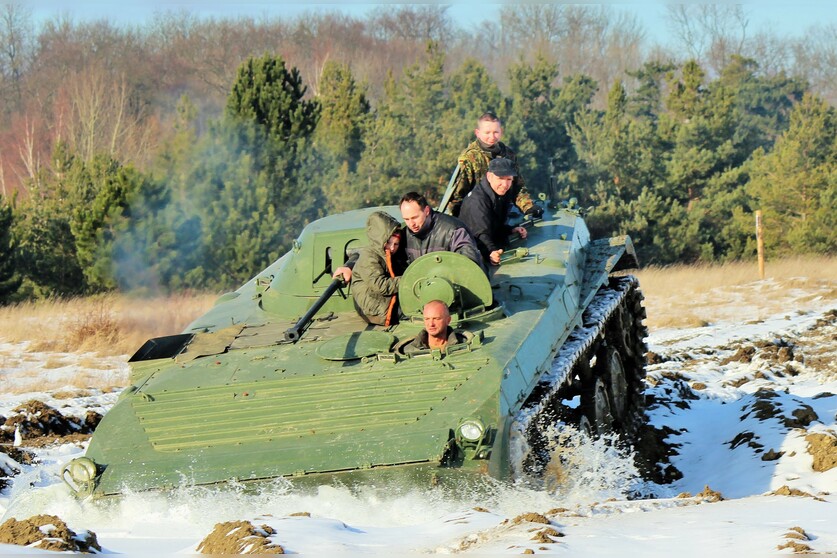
25,1,836,45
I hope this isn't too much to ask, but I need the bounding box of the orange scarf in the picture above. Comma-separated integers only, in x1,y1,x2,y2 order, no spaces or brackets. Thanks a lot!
384,250,397,326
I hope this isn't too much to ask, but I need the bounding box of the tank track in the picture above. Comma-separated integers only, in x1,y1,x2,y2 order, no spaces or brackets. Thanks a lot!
510,275,648,478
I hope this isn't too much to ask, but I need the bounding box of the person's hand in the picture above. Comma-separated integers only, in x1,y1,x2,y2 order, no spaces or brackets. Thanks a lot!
513,226,528,239
525,205,544,218
333,267,352,283
490,249,503,265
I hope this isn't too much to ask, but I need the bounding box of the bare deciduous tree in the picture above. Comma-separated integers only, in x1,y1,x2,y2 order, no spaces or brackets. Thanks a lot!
55,63,156,165
791,23,837,105
498,5,644,107
0,2,34,118
665,4,750,74
368,5,454,45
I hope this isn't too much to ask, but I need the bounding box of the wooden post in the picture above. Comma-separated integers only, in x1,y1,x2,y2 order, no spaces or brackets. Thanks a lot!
755,210,765,279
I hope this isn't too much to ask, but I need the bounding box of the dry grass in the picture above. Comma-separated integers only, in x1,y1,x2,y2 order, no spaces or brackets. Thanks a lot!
635,255,837,330
0,292,218,357
2,368,126,395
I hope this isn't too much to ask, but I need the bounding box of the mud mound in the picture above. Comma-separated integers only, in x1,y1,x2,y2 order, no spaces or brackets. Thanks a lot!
633,423,683,484
805,431,837,472
720,338,798,368
721,345,757,364
530,527,564,543
696,485,724,502
511,513,551,525
740,389,818,429
770,485,825,501
196,520,284,554
0,400,102,446
0,514,101,553
0,446,36,491
777,526,813,553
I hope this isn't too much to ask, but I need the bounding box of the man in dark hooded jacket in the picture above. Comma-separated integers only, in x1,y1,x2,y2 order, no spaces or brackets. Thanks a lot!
333,211,406,326
459,157,528,266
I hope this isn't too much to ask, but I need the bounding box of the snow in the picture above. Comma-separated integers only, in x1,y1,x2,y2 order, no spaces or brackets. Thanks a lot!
1,284,836,555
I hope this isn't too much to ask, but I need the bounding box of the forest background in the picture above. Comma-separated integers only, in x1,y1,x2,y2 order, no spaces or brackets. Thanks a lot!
0,3,834,301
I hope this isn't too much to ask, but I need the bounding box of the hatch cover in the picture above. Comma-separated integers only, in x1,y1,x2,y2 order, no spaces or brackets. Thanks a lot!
399,251,492,316
316,331,395,360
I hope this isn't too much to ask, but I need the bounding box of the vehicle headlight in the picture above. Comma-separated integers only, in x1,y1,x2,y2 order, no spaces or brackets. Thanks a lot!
62,457,99,496
68,458,97,482
457,419,485,443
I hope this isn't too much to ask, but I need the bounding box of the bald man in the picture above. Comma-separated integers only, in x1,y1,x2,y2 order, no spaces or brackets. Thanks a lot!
404,300,468,353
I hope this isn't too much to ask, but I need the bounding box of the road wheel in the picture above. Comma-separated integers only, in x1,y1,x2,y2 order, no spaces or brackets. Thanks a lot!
601,345,629,425
579,376,615,436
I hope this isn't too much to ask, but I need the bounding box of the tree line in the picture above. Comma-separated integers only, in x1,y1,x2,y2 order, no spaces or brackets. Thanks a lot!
0,5,834,301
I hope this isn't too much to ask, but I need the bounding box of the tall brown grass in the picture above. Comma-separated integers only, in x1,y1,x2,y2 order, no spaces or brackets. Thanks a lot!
0,292,218,356
635,255,837,329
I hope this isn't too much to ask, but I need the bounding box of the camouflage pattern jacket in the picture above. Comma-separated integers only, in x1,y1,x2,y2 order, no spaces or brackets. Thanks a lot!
450,140,533,216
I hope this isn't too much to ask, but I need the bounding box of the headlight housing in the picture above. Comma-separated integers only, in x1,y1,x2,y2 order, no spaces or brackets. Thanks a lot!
457,419,485,443
61,457,99,497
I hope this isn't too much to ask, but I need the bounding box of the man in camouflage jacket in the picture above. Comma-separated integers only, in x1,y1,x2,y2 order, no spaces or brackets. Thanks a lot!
448,111,536,218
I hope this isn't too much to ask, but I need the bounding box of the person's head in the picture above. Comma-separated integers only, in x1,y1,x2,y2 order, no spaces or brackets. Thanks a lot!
385,232,400,253
474,112,503,147
486,157,516,196
399,191,431,234
366,211,402,252
422,300,451,338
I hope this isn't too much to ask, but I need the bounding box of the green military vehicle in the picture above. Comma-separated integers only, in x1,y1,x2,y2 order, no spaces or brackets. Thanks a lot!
62,190,647,498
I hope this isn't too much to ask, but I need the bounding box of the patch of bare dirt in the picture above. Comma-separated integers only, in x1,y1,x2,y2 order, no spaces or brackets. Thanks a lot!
196,520,284,554
677,485,724,502
770,486,825,501
721,345,757,364
777,526,813,553
511,513,551,525
723,311,837,379
633,423,684,485
805,431,837,472
0,400,102,446
797,309,837,377
530,527,563,543
0,514,101,553
0,445,36,491
694,485,724,502
740,389,818,429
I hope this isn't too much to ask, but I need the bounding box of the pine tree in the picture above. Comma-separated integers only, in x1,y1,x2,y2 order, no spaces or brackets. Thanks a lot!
447,58,506,148
747,93,837,255
505,52,560,190
626,61,676,121
355,42,454,205
314,60,370,168
68,155,148,291
0,199,20,303
226,53,320,149
12,180,84,297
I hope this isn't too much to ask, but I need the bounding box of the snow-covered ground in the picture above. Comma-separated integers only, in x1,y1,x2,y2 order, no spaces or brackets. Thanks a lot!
1,282,836,555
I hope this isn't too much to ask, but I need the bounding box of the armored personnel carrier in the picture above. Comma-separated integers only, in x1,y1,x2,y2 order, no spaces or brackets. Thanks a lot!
62,192,647,498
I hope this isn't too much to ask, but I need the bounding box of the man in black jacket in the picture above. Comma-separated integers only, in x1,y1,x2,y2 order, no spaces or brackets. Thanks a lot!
459,157,528,266
399,191,486,273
